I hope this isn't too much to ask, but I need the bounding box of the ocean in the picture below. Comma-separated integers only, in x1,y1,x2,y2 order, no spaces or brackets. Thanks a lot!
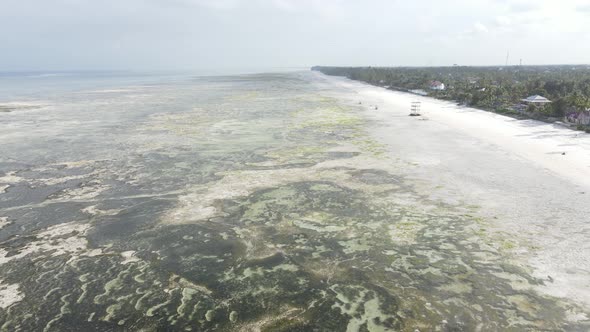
0,71,585,331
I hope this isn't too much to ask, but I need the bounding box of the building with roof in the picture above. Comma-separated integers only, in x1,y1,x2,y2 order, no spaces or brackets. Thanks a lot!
521,95,551,104
429,81,445,90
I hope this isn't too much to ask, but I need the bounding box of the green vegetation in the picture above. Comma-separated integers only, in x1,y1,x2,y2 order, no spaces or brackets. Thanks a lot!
312,65,590,123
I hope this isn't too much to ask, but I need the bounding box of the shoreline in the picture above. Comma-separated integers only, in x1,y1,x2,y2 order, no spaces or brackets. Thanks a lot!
311,66,590,135
314,72,590,311
374,84,581,130
317,73,590,189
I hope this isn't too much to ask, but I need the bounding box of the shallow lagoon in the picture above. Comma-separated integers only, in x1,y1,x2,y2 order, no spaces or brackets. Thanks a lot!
0,72,588,331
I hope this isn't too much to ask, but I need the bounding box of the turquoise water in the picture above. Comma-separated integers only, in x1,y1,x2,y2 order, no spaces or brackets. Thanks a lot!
0,72,587,331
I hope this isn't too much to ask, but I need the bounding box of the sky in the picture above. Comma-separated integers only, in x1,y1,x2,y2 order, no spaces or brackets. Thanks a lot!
1,0,589,71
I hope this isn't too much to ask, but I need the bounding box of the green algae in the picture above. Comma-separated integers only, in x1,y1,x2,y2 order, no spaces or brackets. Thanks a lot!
228,310,238,323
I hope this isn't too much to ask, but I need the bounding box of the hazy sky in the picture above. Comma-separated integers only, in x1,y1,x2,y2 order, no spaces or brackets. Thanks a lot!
1,0,589,71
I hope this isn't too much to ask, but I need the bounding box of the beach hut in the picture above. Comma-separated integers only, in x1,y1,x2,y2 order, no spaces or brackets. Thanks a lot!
429,81,445,90
521,95,551,104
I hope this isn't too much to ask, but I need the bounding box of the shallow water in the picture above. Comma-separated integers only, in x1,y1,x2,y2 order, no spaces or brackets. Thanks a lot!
0,72,588,331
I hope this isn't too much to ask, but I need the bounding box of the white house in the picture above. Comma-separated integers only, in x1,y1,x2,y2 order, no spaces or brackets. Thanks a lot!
429,81,445,90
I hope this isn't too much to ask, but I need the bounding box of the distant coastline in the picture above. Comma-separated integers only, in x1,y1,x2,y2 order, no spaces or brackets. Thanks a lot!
312,65,590,133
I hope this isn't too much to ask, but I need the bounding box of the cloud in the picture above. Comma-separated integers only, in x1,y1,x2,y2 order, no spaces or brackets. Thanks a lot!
270,0,347,19
189,0,242,9
1,0,590,70
508,1,538,12
169,0,345,17
150,0,243,10
474,22,489,33
494,16,512,26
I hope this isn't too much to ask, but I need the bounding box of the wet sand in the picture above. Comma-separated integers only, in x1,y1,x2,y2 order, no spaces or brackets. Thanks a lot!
317,73,590,312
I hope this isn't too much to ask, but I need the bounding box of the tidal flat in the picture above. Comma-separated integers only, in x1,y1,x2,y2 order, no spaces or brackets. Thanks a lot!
0,72,588,331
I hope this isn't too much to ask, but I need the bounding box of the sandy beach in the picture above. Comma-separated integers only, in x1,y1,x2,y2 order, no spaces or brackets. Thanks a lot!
317,73,590,311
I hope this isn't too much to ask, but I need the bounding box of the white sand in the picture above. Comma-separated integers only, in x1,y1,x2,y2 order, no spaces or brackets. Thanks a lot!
0,222,91,266
316,74,590,309
0,171,24,184
0,217,10,230
0,280,24,309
